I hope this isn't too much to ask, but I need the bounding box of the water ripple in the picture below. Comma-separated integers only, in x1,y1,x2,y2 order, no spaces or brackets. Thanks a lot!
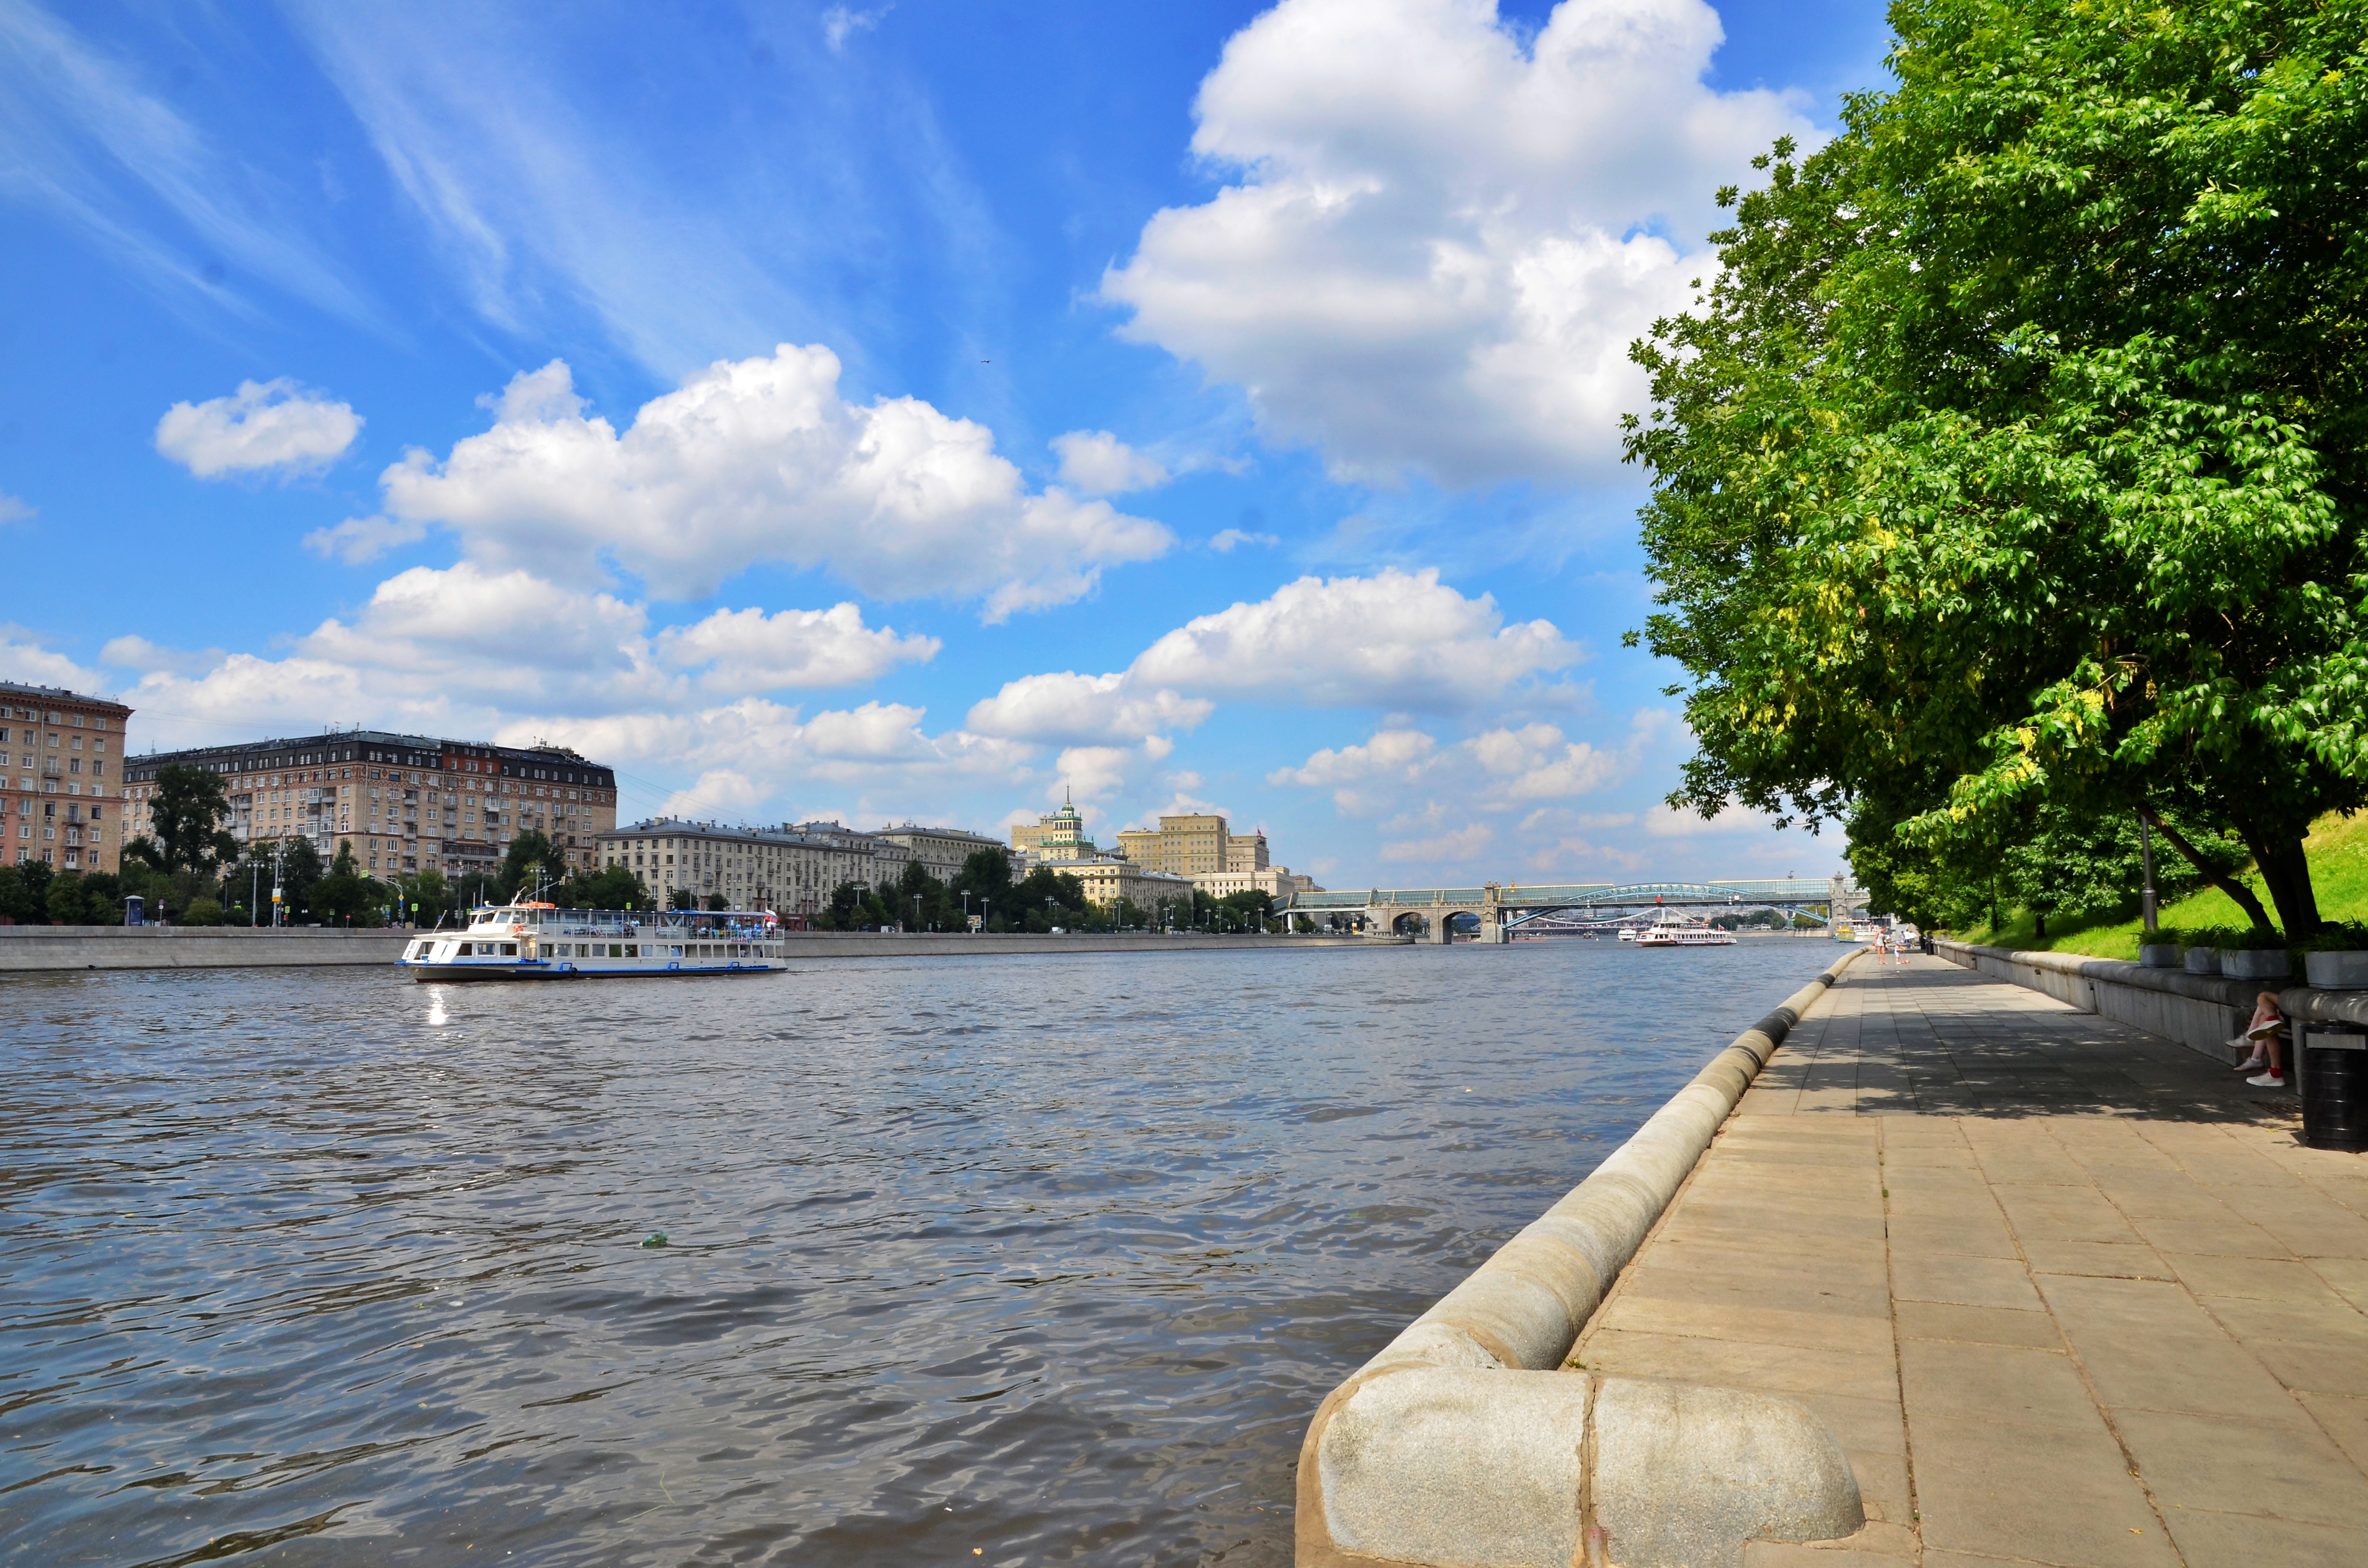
2,939,1838,1565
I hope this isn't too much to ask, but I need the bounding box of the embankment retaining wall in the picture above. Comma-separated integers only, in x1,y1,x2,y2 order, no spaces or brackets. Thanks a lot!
1295,948,1871,1568
1934,937,2368,1060
0,925,1379,972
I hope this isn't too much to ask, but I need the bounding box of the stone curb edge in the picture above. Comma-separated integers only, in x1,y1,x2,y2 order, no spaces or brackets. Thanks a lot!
1295,946,1872,1568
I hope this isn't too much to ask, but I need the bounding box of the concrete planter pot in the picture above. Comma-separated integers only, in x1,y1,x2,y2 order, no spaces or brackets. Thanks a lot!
2304,951,2368,990
2139,943,2182,969
2222,949,2293,981
2183,946,2222,975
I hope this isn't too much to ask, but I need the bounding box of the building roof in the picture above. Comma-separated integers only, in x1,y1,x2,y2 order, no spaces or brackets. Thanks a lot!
0,679,133,713
125,727,614,785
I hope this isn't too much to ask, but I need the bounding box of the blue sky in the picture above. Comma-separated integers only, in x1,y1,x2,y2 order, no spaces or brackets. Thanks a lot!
1,0,1890,886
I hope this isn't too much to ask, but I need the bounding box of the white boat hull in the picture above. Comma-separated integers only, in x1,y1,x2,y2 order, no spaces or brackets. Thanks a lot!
399,902,787,980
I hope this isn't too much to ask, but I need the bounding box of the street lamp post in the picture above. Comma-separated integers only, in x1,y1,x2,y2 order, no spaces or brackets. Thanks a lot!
960,890,971,930
2138,812,2158,934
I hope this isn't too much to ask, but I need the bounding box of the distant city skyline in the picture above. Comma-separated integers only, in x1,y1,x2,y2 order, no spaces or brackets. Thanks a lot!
0,0,1886,887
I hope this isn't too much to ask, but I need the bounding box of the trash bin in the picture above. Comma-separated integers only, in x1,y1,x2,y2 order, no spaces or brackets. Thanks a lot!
2299,1023,2368,1152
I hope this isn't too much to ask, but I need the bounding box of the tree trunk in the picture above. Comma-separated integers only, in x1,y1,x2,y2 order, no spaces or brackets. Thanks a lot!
2144,810,2276,935
2245,831,2322,941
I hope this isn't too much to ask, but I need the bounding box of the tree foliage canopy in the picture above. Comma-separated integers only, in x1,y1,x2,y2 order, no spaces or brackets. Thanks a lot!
147,764,237,872
1628,0,2368,935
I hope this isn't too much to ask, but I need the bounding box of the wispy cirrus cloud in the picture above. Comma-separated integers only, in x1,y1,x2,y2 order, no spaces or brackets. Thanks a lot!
0,0,389,330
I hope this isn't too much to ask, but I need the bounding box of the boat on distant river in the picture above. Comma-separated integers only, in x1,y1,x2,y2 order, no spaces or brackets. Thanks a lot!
1632,915,1737,948
400,900,785,980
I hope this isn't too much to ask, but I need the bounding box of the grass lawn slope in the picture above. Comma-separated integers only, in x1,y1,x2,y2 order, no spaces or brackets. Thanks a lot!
1949,812,2368,960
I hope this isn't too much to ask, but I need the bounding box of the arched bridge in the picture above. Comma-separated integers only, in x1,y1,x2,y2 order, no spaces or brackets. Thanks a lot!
1275,877,1864,944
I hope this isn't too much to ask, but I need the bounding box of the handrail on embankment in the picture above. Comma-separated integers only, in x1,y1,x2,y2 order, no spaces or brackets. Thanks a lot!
1296,947,1870,1568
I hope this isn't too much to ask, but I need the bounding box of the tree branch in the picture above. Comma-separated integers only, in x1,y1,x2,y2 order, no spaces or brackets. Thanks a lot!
2142,808,2274,934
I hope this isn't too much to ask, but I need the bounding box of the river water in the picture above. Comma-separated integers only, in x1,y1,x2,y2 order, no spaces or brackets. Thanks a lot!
3,936,1840,1567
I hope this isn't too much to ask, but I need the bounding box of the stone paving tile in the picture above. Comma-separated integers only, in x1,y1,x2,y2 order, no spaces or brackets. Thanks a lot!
1567,952,2368,1565
1894,1299,2064,1349
2158,1510,2365,1568
2297,1389,2368,1472
1909,1413,2179,1567
1891,1251,2046,1311
2109,1408,2368,1528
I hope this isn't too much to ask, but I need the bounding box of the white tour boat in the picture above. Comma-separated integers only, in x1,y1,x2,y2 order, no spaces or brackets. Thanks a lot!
1632,915,1737,948
400,900,786,980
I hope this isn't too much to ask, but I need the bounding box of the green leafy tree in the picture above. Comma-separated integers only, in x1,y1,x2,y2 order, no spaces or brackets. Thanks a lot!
552,864,638,910
669,886,699,910
311,840,378,926
148,763,238,871
955,846,1012,904
1627,0,2368,938
79,871,123,924
499,831,561,901
1011,867,1088,931
45,871,88,925
277,837,324,921
0,865,36,923
15,858,54,921
400,868,450,926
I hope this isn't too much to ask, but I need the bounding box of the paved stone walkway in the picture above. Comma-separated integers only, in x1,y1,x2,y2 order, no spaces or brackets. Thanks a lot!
1571,953,2368,1568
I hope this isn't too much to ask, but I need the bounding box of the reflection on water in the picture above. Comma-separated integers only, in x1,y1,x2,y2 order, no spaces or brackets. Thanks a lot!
1,938,1838,1565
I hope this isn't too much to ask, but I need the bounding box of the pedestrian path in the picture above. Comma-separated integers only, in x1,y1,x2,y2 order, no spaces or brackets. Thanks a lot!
1571,953,2368,1567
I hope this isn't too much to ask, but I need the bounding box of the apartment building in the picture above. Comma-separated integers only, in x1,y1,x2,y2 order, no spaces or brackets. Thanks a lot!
597,819,893,914
125,730,617,878
876,822,1007,883
1029,850,1194,917
0,681,134,874
1190,865,1322,901
1115,813,1231,876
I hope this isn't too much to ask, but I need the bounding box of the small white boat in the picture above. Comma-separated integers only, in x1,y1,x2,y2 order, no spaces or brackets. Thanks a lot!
400,899,786,980
1632,916,1736,948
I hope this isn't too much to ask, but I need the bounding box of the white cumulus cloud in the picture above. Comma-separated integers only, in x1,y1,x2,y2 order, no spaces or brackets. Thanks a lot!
965,671,1213,746
653,605,938,693
1269,727,1438,788
1381,822,1494,864
154,379,362,478
0,491,34,525
375,347,1172,616
1209,527,1278,552
1051,429,1169,495
1131,567,1579,710
1103,0,1816,486
304,514,428,564
115,563,945,750
0,627,107,694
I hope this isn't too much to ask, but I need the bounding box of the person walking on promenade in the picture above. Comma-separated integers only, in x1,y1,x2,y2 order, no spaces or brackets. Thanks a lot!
2234,990,2287,1087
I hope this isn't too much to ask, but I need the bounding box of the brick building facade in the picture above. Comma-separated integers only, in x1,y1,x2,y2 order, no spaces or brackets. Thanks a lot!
1,680,133,874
